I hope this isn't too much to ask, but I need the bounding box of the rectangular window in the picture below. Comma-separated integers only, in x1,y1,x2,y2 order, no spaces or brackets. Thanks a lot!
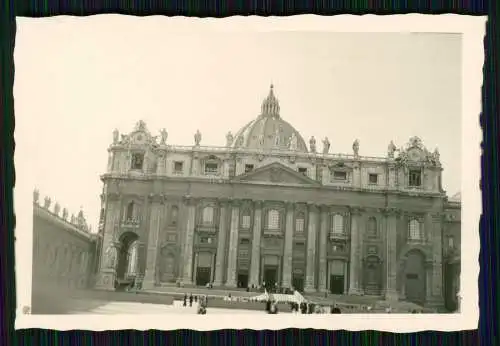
173,161,184,174
240,238,250,245
448,236,454,248
131,153,144,170
167,234,177,242
267,210,280,229
298,167,308,175
333,171,347,181
409,169,422,187
244,164,254,173
406,273,418,280
368,173,378,185
241,215,251,229
295,218,305,232
204,163,219,175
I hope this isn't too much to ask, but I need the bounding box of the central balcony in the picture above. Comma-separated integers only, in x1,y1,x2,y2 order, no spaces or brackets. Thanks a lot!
121,218,140,229
196,224,217,234
329,232,348,241
263,227,283,237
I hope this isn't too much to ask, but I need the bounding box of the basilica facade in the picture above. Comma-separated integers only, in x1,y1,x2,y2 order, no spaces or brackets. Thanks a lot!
95,85,461,308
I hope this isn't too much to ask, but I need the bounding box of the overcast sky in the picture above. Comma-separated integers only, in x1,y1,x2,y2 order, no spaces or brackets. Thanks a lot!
15,17,462,231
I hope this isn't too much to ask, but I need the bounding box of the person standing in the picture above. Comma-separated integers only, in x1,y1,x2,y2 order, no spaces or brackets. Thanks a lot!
189,294,193,307
183,293,187,307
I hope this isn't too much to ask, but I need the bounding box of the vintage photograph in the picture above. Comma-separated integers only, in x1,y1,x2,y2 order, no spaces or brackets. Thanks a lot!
14,15,483,330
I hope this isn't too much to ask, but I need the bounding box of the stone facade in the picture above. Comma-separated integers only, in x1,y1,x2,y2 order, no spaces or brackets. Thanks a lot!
32,190,100,311
95,85,461,310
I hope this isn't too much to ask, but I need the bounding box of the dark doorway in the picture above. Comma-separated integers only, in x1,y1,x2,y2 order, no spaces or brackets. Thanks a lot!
115,231,139,281
330,275,344,294
238,273,249,288
404,250,426,305
264,266,278,289
196,267,211,286
292,275,304,292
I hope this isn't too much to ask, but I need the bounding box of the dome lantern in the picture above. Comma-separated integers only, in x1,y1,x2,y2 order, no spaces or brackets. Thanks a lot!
261,84,281,118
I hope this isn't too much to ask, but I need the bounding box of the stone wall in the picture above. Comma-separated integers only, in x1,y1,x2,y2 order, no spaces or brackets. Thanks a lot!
32,191,100,313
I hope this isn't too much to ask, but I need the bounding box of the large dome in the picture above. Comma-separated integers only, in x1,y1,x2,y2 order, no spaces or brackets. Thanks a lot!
230,85,308,152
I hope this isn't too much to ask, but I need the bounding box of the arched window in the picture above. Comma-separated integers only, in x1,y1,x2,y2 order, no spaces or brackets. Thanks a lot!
367,217,377,237
408,219,422,240
241,209,251,229
170,206,179,225
127,242,138,276
295,213,305,233
126,201,135,220
202,206,214,224
331,214,344,234
267,209,280,229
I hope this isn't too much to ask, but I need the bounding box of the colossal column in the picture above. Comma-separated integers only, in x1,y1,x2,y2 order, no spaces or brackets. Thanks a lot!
142,194,164,289
249,201,263,288
384,208,399,301
281,202,294,288
304,203,319,293
181,196,197,285
213,199,229,286
318,205,329,292
225,200,240,287
348,208,362,294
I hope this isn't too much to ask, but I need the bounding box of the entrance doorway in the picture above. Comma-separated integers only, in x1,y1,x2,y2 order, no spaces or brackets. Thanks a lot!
238,273,249,288
292,275,304,292
328,259,346,295
404,250,426,304
195,252,213,286
264,266,278,290
363,256,382,295
196,267,211,286
330,275,344,294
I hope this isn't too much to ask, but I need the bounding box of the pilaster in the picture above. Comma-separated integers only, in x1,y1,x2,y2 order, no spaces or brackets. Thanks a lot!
249,201,263,287
225,199,240,287
95,195,120,290
318,205,329,292
181,196,197,285
348,207,363,295
383,207,399,301
213,199,229,286
142,194,164,289
427,212,445,308
281,202,295,288
304,203,319,292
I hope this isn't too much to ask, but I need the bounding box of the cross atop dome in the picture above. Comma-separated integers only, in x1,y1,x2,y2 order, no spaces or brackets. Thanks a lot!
261,83,280,118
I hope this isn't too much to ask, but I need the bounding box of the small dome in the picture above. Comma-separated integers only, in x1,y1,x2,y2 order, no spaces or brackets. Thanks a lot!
231,85,308,152
449,192,461,202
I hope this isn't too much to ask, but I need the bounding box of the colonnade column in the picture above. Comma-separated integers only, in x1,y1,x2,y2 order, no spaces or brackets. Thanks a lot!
225,200,240,287
348,207,362,295
143,195,163,289
384,208,399,301
249,201,263,288
304,203,319,293
181,197,197,285
213,199,229,286
281,202,294,289
318,205,329,292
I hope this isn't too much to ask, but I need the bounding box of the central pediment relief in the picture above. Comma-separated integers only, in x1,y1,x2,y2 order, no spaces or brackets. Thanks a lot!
232,162,320,186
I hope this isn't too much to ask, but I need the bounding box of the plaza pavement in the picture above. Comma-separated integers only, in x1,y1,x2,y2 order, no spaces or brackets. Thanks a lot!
69,299,269,314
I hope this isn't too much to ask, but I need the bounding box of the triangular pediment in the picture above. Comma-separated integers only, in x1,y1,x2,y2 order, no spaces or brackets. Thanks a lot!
233,162,320,186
